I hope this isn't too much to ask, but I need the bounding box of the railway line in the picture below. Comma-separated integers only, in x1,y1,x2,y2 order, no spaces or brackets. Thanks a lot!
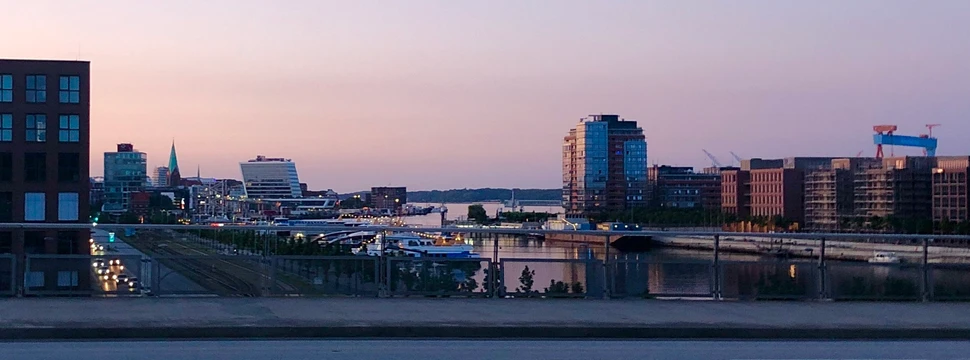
124,232,262,296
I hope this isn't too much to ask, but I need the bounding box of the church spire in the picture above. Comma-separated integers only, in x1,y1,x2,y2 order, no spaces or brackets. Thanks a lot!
168,139,181,186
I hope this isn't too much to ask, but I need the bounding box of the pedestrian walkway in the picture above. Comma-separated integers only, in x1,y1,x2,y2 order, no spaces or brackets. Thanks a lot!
1,298,969,339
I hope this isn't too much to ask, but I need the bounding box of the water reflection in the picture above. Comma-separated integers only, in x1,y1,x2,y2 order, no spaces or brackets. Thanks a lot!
466,234,970,299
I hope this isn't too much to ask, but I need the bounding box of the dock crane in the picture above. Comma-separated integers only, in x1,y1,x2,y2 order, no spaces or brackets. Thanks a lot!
702,149,724,168
873,124,938,158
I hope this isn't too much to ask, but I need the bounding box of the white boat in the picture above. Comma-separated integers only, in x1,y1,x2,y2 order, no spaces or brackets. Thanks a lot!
868,251,901,264
354,232,478,258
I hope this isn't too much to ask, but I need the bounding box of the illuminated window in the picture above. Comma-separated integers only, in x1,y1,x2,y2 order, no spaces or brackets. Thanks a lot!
26,114,46,142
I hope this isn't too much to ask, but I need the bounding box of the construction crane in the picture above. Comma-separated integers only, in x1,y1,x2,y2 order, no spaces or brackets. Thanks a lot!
729,151,743,165
873,124,938,158
702,149,724,168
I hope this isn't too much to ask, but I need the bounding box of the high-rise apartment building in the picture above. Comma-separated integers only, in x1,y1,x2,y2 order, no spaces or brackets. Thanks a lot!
152,166,170,188
0,59,91,293
648,165,721,210
103,143,148,213
239,155,302,199
932,156,969,223
562,114,647,216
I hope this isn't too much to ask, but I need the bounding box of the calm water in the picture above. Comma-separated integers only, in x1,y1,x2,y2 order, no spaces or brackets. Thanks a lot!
398,204,970,298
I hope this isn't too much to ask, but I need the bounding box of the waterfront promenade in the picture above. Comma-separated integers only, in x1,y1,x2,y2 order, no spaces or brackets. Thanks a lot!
2,297,970,340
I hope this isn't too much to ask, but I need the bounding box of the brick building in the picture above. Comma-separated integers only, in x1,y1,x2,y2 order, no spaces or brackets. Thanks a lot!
932,156,969,223
0,59,91,293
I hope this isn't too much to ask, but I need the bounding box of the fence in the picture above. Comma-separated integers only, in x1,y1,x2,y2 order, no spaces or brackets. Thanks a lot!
2,223,970,300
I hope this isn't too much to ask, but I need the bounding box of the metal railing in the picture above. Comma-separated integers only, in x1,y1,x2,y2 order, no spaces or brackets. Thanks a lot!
1,223,970,300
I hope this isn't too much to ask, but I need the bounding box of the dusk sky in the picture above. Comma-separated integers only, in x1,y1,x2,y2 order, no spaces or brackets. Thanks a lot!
4,1,969,192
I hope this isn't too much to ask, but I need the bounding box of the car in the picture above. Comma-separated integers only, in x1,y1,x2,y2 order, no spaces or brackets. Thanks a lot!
108,259,122,266
92,259,106,268
126,277,139,288
96,266,110,275
114,274,129,284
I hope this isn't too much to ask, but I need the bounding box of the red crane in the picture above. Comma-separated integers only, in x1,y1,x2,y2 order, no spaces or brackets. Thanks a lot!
873,125,897,158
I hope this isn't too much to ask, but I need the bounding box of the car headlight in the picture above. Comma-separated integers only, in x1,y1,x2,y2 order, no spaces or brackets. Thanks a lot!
119,266,125,270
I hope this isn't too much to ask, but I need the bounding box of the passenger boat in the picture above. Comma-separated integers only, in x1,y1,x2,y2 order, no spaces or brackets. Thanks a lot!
353,232,478,258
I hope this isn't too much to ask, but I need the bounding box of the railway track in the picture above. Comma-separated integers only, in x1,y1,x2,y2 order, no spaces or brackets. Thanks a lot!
125,233,262,296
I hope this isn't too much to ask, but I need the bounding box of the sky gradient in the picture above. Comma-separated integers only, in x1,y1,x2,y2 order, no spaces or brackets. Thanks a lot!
4,1,969,192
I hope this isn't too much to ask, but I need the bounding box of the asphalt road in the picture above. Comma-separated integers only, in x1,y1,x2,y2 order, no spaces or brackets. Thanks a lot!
1,340,968,360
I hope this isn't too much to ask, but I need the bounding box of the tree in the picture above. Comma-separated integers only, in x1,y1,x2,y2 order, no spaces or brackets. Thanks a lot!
339,197,366,209
467,204,488,223
517,266,535,294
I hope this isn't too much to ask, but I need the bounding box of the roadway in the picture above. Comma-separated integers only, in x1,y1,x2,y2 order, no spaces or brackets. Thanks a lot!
1,340,968,359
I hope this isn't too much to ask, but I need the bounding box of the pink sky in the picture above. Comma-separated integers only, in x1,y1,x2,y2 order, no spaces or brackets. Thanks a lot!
3,1,969,192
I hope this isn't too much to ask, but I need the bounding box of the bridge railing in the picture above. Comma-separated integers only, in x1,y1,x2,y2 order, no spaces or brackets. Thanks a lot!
3,223,970,300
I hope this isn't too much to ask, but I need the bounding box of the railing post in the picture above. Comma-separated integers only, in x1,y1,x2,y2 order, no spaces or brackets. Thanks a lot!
603,234,611,299
713,234,720,300
922,238,930,302
818,237,826,300
491,232,499,298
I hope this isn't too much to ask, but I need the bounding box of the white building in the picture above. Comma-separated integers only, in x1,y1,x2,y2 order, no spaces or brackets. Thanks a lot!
239,155,302,199
152,166,170,188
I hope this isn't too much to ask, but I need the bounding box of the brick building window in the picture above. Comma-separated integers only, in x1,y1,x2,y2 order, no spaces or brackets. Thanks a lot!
0,74,11,102
0,192,11,222
24,153,46,182
0,114,11,141
59,76,80,104
0,232,11,254
26,114,46,142
57,193,79,221
24,193,46,221
58,115,79,142
57,153,80,182
26,75,46,103
0,153,10,182
23,231,45,254
57,231,78,255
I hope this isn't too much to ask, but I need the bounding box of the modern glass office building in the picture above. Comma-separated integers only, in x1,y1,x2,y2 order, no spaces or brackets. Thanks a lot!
562,114,648,217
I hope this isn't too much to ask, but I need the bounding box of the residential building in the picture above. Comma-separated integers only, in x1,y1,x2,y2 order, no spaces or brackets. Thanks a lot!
89,177,104,208
721,169,750,218
803,158,881,232
152,166,170,188
648,165,721,209
562,114,648,216
748,168,805,223
723,157,835,225
854,156,934,222
0,59,91,293
239,155,302,199
370,187,407,211
102,143,147,213
932,156,969,223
